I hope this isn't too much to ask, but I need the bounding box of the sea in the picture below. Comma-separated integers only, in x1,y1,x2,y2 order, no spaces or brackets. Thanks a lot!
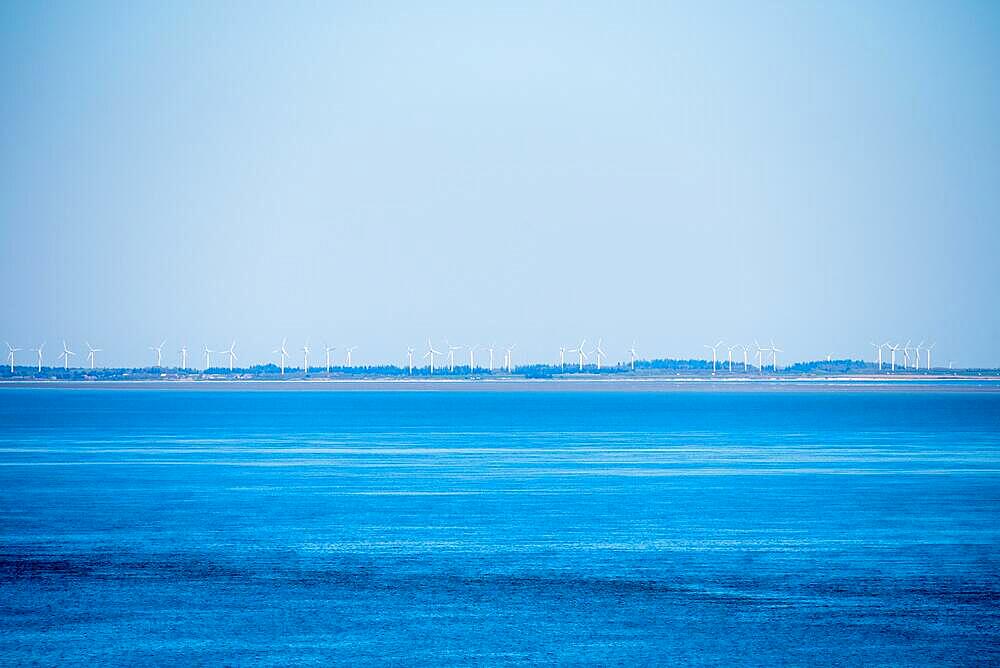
1,386,998,666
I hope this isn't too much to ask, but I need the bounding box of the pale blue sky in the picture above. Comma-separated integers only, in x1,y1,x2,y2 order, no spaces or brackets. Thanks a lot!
2,2,999,367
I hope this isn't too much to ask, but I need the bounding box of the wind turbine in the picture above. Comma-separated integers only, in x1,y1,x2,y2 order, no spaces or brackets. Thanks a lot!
221,341,237,372
85,342,101,370
703,340,723,374
149,340,166,367
179,346,188,370
754,339,765,373
559,346,568,372
424,339,441,374
886,342,900,372
273,338,290,374
570,339,588,371
445,340,461,372
487,343,496,372
925,342,935,370
203,346,214,371
302,342,310,374
344,346,357,367
30,343,44,372
323,344,336,373
735,343,749,372
913,341,924,370
504,344,516,373
407,347,415,375
467,344,479,372
628,341,639,371
770,340,783,371
58,341,75,370
726,344,738,372
593,339,607,370
902,340,913,369
5,342,21,374
870,341,884,371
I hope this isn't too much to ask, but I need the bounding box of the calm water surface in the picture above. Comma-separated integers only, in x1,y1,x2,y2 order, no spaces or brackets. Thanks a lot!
1,388,999,665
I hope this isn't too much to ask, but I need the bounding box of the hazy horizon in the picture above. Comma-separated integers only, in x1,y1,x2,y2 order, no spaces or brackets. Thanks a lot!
3,3,999,367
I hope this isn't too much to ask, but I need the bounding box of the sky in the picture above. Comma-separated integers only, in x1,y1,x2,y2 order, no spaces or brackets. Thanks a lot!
2,1,999,368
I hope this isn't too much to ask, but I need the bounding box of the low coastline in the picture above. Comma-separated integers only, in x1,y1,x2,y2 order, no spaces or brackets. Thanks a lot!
3,375,1000,392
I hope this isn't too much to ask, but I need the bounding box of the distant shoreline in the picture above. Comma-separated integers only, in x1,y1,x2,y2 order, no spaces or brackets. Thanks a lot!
2,376,1000,392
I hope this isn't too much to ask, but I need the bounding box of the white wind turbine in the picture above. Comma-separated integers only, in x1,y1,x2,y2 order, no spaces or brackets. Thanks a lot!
85,342,101,370
559,346,568,372
487,343,496,372
58,341,76,370
886,342,901,372
149,340,166,367
5,342,21,374
570,339,588,371
30,343,44,372
274,338,290,374
344,346,357,367
221,341,237,371
704,340,723,374
628,341,639,371
467,344,480,372
770,340,783,371
407,347,415,375
754,339,765,373
925,342,936,370
726,344,738,372
504,344,516,373
593,339,607,370
323,344,336,373
736,343,749,372
870,341,884,371
203,345,214,371
913,341,924,370
424,339,442,374
179,346,188,370
445,340,462,372
302,342,311,373
902,340,913,369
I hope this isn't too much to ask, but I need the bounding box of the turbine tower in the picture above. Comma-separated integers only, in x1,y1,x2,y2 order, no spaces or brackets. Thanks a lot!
424,339,441,374
30,343,44,372
344,346,357,367
467,344,479,373
58,341,76,370
913,341,924,370
221,341,237,372
179,346,188,370
726,344,738,372
504,344,516,373
302,342,310,374
203,346,213,371
149,340,166,367
323,344,336,373
570,339,588,371
5,342,21,374
274,338,290,374
736,343,749,372
487,343,496,372
629,341,639,371
593,339,607,370
886,342,900,372
754,340,765,373
925,342,935,370
407,347,415,375
902,340,913,369
704,340,723,374
770,340,783,371
559,346,568,372
85,342,101,370
445,341,461,372
870,341,884,371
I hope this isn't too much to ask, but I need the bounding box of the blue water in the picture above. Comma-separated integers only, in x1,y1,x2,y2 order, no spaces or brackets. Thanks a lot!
1,388,999,665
